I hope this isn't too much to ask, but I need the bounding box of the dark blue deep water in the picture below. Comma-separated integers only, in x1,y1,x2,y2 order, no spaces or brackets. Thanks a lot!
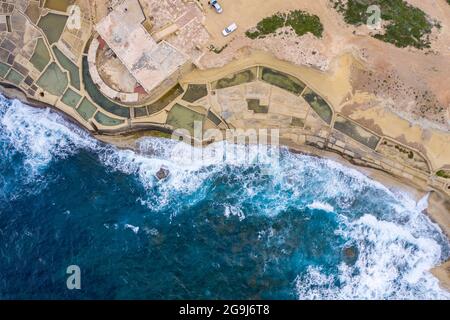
0,95,449,299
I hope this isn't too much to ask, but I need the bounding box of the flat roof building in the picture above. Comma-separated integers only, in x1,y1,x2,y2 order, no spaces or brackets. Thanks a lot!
95,0,190,94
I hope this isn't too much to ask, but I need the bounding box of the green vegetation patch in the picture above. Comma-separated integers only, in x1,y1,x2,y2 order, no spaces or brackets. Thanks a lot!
82,57,130,118
147,84,184,115
94,112,125,126
61,87,81,108
182,84,208,103
212,68,257,90
30,38,50,72
166,104,205,136
246,10,323,39
0,62,10,78
436,170,450,179
36,62,68,97
77,98,97,121
261,67,306,95
331,0,439,49
302,88,333,124
5,69,25,86
53,46,80,90
246,13,285,39
37,13,68,44
247,99,269,114
334,115,380,150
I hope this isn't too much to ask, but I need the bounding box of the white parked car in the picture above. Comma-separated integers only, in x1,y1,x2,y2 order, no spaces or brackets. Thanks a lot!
210,0,223,14
222,23,237,36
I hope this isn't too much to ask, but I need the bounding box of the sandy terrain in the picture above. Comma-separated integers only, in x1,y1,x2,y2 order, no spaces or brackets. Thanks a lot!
198,0,450,131
97,49,138,93
432,260,450,291
87,0,449,131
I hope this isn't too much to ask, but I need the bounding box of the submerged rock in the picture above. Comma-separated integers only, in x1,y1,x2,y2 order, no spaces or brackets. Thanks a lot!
342,245,359,265
155,166,170,180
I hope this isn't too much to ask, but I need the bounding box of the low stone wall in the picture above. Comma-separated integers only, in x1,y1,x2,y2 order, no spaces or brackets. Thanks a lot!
87,37,139,103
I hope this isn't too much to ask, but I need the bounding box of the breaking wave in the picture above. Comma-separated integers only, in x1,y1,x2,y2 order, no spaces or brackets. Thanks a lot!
0,95,449,299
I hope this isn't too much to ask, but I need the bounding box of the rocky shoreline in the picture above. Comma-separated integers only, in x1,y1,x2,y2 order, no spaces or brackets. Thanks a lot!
2,81,449,293
95,132,450,294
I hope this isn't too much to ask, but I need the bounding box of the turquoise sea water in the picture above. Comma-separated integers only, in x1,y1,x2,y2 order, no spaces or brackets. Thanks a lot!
0,95,449,299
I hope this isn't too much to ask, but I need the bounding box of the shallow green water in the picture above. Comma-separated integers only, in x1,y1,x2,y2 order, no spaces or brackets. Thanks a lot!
53,46,80,90
44,0,72,12
166,104,204,135
61,88,81,108
134,106,148,118
81,57,130,118
0,62,10,78
207,110,222,126
37,62,68,97
147,84,184,115
37,13,68,44
94,112,125,126
334,116,380,150
302,88,333,125
182,84,208,103
261,67,306,95
30,38,51,72
77,98,96,120
5,69,24,86
213,68,257,90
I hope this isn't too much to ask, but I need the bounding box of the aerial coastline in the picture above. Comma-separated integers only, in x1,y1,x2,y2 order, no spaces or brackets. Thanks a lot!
2,79,449,291
1,0,449,299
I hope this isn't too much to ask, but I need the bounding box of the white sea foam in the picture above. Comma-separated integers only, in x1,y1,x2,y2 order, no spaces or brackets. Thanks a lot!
0,97,443,222
0,96,388,215
307,201,334,213
296,213,450,300
124,224,139,234
1,96,449,299
0,97,97,173
0,97,423,215
416,192,430,212
224,205,246,221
